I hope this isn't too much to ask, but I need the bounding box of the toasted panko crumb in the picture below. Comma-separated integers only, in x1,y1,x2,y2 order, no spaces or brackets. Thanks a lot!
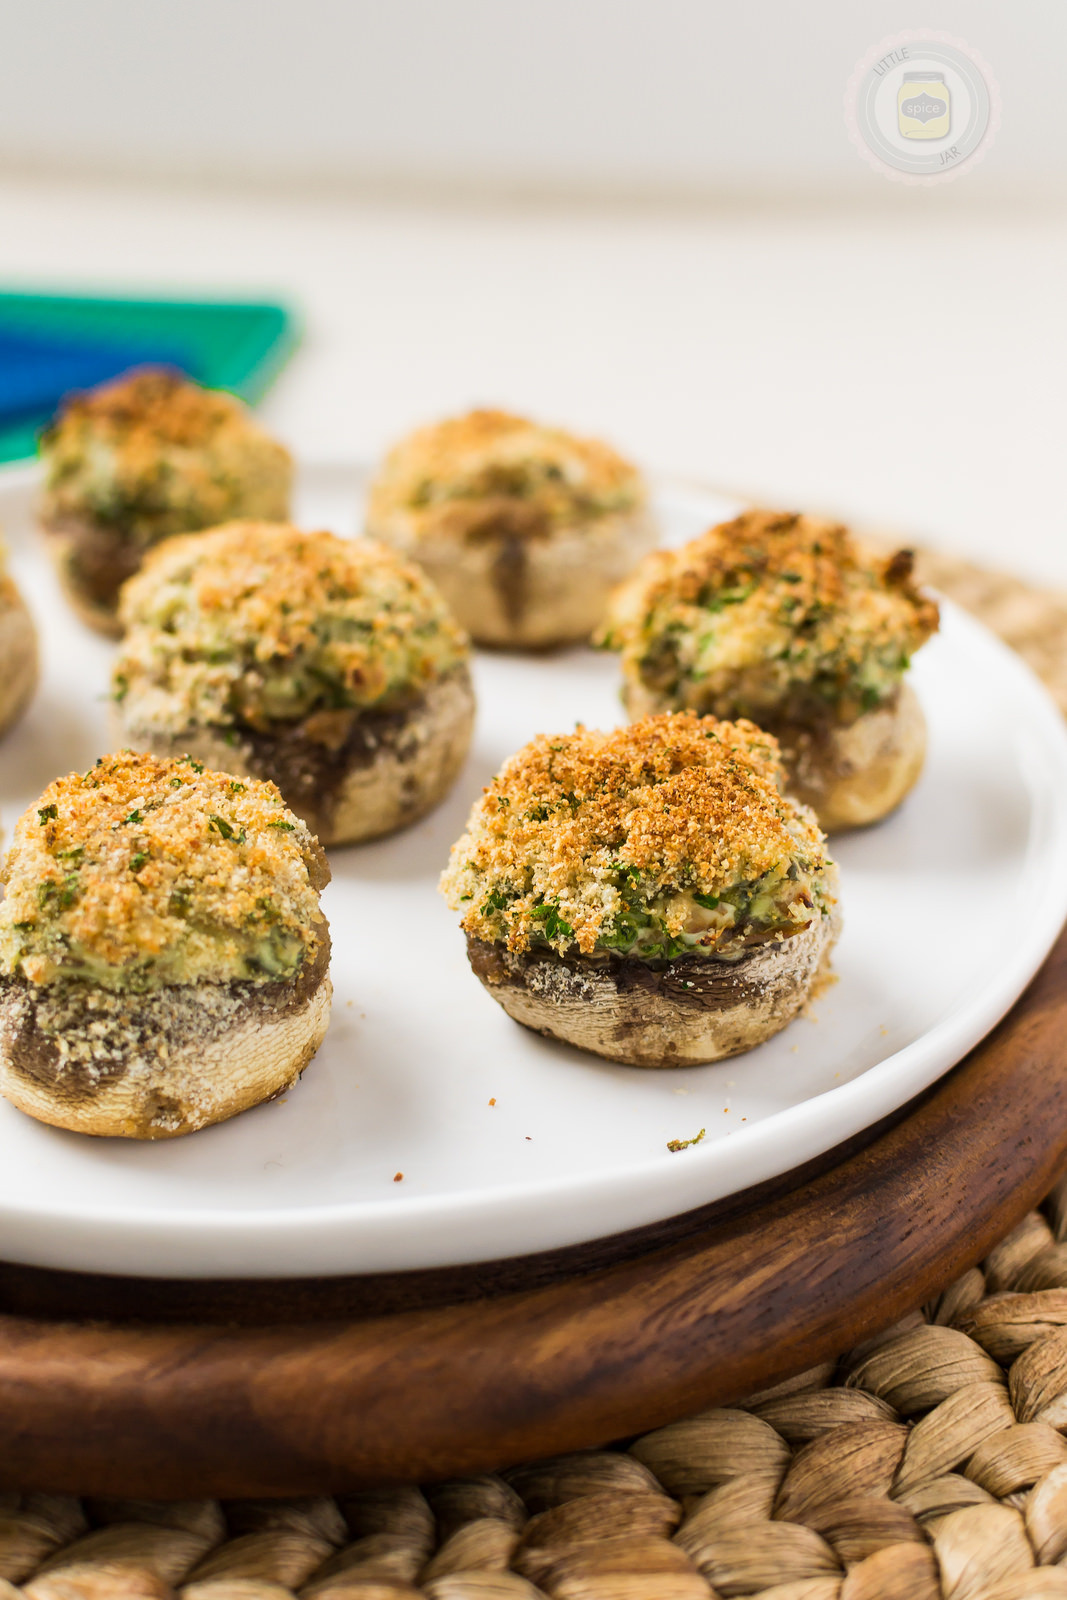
115,522,470,731
39,368,291,545
0,751,328,990
599,509,939,725
441,712,833,957
368,408,646,541
49,368,248,449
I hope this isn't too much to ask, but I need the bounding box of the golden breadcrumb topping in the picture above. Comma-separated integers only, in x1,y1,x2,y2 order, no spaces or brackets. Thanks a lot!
367,408,646,543
599,510,939,726
115,522,470,732
39,368,291,546
441,713,835,961
0,751,329,991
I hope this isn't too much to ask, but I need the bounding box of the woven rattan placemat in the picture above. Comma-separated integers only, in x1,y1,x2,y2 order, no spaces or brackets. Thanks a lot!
4,552,1067,1598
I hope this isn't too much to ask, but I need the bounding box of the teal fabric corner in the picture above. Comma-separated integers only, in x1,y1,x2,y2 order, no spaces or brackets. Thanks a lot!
0,292,300,465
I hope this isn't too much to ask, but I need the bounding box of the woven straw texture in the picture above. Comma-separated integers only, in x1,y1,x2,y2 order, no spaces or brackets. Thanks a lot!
3,551,1067,1596
7,1185,1067,1597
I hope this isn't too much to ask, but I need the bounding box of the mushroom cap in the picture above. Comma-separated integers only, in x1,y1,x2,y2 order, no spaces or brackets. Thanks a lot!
0,928,332,1138
0,575,38,735
373,504,658,649
466,896,838,1068
121,667,477,847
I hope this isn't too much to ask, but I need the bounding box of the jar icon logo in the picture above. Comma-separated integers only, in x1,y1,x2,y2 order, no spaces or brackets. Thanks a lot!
898,72,951,140
847,33,998,184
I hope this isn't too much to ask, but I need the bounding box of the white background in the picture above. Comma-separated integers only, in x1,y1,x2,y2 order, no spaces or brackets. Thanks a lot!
1,1,1065,581
0,1,1062,200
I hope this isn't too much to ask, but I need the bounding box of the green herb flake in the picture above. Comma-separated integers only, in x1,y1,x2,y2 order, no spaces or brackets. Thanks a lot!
38,804,58,825
530,900,575,943
209,814,245,842
37,873,80,911
130,852,150,872
692,892,720,910
268,819,294,831
667,1128,706,1153
124,809,143,826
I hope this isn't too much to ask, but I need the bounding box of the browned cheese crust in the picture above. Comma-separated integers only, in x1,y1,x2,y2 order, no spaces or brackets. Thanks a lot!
366,408,657,648
114,522,475,845
603,510,940,832
38,368,292,634
622,679,928,836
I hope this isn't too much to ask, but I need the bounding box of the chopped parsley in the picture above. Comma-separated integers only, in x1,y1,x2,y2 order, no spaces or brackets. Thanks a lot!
530,900,574,943
209,814,245,842
667,1128,706,1153
37,873,80,911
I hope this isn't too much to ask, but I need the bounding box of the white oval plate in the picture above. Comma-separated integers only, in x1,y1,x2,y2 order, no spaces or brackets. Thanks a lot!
0,461,1065,1279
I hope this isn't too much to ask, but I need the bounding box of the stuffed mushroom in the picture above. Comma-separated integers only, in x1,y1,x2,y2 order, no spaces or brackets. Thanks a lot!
0,544,38,737
598,510,940,832
440,712,839,1068
365,408,657,649
38,367,292,635
0,751,331,1138
113,521,475,846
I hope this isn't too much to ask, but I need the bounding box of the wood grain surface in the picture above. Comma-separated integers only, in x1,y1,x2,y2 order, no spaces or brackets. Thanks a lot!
1,923,1066,1498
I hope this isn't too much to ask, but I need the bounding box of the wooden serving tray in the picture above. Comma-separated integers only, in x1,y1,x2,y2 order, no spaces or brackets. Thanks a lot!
0,922,1065,1499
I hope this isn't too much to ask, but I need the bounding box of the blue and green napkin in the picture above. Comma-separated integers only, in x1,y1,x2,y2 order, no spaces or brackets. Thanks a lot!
0,292,298,465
